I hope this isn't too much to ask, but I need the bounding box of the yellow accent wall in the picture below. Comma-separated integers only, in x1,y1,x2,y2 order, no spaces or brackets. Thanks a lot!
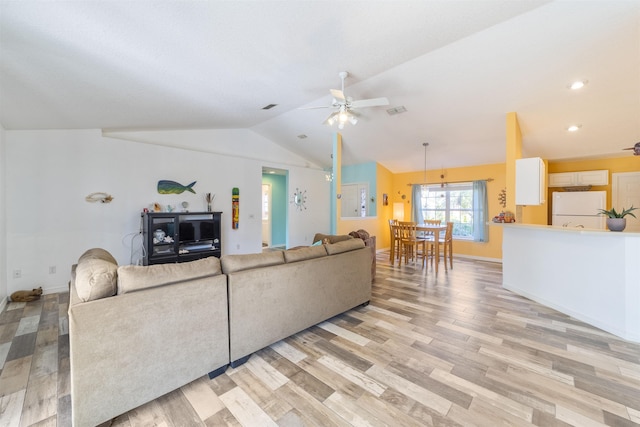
506,112,548,225
505,112,522,214
393,163,506,261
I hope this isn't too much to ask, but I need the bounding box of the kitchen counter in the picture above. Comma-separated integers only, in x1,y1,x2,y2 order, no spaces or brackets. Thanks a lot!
500,223,640,342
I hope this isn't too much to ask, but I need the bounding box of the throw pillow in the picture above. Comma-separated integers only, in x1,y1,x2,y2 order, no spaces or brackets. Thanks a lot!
74,257,118,302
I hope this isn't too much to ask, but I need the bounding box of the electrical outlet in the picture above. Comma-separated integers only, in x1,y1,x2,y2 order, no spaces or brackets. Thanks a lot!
13,269,21,279
236,244,240,250
49,266,56,274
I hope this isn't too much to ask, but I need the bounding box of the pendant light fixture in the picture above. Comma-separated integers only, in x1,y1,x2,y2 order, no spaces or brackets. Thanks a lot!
422,142,429,185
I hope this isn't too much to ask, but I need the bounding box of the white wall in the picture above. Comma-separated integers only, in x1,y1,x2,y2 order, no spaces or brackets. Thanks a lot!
0,123,7,310
5,129,330,296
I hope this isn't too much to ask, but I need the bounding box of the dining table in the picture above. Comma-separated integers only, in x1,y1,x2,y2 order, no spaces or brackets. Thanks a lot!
390,224,447,273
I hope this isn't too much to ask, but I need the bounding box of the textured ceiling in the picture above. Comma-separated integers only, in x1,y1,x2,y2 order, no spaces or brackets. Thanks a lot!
1,0,638,172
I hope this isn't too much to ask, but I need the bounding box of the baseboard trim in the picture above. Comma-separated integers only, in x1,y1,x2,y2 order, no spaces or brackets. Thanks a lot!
378,247,502,264
44,285,69,295
453,254,502,264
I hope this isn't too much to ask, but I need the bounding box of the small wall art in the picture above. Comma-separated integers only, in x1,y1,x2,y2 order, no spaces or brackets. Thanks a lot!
291,188,307,211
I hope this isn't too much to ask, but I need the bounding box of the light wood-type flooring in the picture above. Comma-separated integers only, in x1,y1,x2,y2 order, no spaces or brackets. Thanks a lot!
1,252,639,426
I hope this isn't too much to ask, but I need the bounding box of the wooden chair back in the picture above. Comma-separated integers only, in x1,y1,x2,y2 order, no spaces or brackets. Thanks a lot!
443,221,453,242
398,221,417,240
422,219,442,238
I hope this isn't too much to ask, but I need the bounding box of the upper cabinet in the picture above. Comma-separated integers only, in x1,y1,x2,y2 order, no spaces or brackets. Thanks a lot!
516,157,546,205
548,170,608,187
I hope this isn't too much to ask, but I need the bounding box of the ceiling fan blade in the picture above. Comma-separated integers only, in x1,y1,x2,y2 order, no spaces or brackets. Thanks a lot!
350,97,390,108
330,89,345,101
298,105,331,110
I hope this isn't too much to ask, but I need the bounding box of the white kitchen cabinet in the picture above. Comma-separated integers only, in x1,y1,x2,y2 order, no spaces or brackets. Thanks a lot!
516,157,545,205
548,170,608,187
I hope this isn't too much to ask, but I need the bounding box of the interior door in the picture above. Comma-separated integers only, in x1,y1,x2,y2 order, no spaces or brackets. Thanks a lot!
612,172,640,232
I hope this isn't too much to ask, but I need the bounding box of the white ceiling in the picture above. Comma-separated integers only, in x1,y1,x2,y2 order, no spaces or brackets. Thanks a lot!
1,0,639,173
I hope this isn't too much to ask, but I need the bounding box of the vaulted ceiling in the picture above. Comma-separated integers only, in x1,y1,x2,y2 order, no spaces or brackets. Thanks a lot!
1,1,638,172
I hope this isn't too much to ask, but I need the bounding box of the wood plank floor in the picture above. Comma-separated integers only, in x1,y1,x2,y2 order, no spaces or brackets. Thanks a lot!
1,252,639,426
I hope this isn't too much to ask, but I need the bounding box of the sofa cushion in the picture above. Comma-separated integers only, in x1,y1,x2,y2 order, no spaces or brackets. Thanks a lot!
312,233,353,244
221,251,285,274
283,245,327,263
325,238,365,255
74,249,118,302
78,247,118,265
117,256,222,294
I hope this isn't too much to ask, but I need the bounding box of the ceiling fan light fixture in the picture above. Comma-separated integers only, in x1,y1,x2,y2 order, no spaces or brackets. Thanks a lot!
315,71,387,130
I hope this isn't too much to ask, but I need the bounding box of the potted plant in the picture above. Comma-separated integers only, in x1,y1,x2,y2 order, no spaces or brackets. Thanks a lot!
597,206,637,231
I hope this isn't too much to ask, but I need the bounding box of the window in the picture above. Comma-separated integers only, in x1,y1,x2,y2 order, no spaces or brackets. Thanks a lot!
419,183,474,239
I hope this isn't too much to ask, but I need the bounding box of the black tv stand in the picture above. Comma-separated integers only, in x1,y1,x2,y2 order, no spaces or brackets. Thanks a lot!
142,212,222,265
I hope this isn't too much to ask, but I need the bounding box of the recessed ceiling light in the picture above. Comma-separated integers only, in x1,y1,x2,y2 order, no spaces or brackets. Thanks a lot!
567,124,582,132
568,80,588,90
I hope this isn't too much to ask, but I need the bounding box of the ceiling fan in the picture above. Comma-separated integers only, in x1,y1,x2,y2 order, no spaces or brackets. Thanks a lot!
623,142,640,156
303,71,389,129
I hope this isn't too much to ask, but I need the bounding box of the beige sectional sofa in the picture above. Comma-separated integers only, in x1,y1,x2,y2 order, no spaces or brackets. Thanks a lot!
68,249,229,427
68,238,371,426
222,238,371,366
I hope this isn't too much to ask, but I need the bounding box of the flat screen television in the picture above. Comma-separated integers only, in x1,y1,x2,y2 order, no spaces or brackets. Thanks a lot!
178,214,219,246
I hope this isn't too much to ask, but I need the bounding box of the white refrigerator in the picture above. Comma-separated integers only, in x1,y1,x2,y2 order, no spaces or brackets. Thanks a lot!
551,191,606,229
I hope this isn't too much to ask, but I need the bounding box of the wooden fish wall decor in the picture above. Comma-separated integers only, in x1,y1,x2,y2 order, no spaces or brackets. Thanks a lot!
157,180,196,194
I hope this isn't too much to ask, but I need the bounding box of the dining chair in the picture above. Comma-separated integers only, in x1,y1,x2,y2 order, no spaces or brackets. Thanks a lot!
398,221,426,268
421,219,441,240
430,221,453,270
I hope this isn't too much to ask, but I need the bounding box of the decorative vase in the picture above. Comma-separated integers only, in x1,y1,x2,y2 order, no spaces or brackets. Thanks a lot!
606,218,626,232
207,203,212,212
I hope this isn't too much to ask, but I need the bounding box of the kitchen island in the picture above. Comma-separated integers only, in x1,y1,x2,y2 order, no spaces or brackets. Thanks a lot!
501,223,640,342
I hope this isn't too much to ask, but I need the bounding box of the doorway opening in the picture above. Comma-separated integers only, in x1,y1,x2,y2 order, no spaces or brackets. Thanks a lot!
262,167,288,250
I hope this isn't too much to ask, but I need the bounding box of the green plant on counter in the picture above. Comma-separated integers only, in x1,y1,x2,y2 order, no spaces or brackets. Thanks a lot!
597,206,638,218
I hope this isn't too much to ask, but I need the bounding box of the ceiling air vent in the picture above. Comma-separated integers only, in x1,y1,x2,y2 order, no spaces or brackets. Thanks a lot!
262,104,278,110
297,134,307,139
386,106,407,115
